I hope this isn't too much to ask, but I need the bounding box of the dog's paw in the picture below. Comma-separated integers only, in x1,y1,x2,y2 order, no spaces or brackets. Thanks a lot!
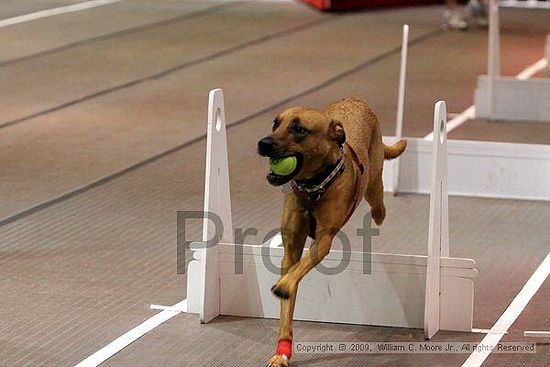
271,277,296,299
271,283,290,299
265,354,289,367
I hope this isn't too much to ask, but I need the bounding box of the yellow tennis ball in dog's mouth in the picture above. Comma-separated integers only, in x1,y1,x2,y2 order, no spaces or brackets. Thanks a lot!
269,156,297,176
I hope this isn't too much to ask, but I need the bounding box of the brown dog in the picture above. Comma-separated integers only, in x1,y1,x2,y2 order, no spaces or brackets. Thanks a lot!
257,97,406,367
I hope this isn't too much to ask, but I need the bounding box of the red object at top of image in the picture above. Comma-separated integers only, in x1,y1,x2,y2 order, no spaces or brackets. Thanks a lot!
301,0,442,11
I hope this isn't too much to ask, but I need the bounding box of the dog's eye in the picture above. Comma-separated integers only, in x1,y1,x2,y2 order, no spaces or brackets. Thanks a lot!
292,123,307,135
272,119,279,131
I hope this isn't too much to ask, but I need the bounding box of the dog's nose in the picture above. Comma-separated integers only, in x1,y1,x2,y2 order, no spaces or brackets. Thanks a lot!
257,137,276,156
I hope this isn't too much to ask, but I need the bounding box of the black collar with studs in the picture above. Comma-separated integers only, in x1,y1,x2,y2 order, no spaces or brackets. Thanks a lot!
288,146,345,201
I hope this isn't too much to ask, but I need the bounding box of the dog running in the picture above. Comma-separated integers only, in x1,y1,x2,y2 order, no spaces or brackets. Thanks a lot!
257,97,407,367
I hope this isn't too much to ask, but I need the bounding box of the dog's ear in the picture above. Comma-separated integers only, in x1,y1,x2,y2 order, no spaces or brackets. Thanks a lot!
328,120,346,145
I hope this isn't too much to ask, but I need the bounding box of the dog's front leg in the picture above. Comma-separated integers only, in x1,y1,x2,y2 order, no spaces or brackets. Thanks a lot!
267,195,308,367
269,231,336,362
267,235,334,367
271,194,349,300
271,230,335,300
267,231,340,367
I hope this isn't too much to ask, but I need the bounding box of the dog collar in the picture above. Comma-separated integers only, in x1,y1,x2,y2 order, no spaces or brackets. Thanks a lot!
289,146,345,198
286,143,365,228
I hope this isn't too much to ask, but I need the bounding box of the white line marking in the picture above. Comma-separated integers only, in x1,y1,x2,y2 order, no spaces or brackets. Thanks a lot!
74,299,187,367
461,253,550,367
0,0,123,28
150,304,188,313
471,328,508,334
423,57,548,140
515,58,548,80
524,331,550,338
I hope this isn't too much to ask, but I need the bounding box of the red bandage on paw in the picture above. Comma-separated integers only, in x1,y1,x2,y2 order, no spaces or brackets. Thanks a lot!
276,339,292,359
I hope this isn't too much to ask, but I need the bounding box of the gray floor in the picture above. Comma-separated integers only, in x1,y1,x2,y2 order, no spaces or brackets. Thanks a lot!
0,1,549,367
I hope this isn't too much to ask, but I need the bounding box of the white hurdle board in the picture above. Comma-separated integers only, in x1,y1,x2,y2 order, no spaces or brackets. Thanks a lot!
499,0,550,9
186,90,477,338
383,137,550,201
475,76,550,122
474,0,550,122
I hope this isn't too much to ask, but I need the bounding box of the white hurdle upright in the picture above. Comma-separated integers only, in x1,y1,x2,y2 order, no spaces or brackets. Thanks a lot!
474,0,550,122
424,101,450,339
187,89,234,323
186,90,477,338
392,24,409,195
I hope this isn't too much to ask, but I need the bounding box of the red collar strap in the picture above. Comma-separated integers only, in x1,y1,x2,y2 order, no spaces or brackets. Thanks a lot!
343,142,365,226
288,142,365,225
345,141,364,175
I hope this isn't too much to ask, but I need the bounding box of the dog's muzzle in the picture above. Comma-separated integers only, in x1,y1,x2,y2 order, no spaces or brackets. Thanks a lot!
257,137,276,157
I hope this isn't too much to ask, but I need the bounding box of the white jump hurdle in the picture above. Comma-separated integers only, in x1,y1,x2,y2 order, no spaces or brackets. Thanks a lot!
474,0,550,122
389,26,550,202
384,136,550,201
186,89,477,339
499,0,550,9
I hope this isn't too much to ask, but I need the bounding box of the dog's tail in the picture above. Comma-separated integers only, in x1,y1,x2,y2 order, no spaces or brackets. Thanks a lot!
383,140,407,160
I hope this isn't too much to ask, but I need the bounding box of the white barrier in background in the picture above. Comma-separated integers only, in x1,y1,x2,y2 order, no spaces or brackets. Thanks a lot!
499,0,550,9
474,0,550,122
393,24,550,201
383,137,550,201
475,76,550,121
186,89,477,339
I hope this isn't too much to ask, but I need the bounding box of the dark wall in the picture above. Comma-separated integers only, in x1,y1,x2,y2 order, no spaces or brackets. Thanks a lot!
301,0,443,11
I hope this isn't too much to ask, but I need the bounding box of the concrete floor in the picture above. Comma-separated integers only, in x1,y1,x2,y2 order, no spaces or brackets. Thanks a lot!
0,1,548,367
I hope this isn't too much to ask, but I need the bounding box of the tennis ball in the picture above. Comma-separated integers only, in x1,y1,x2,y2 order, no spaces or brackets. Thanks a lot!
269,156,297,176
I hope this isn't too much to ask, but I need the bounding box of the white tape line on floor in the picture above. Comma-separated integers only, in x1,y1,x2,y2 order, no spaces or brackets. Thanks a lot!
524,331,550,338
0,0,123,28
461,253,550,367
73,299,187,367
516,58,548,80
150,304,188,313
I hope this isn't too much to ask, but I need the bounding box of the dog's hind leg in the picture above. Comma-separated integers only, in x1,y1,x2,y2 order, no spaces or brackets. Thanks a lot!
365,173,385,225
366,139,406,225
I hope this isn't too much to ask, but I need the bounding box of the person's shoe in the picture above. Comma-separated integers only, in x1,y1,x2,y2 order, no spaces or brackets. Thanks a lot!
468,0,489,27
443,9,469,30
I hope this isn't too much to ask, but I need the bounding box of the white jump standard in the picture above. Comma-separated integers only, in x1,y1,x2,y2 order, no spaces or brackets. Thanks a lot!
185,89,477,341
